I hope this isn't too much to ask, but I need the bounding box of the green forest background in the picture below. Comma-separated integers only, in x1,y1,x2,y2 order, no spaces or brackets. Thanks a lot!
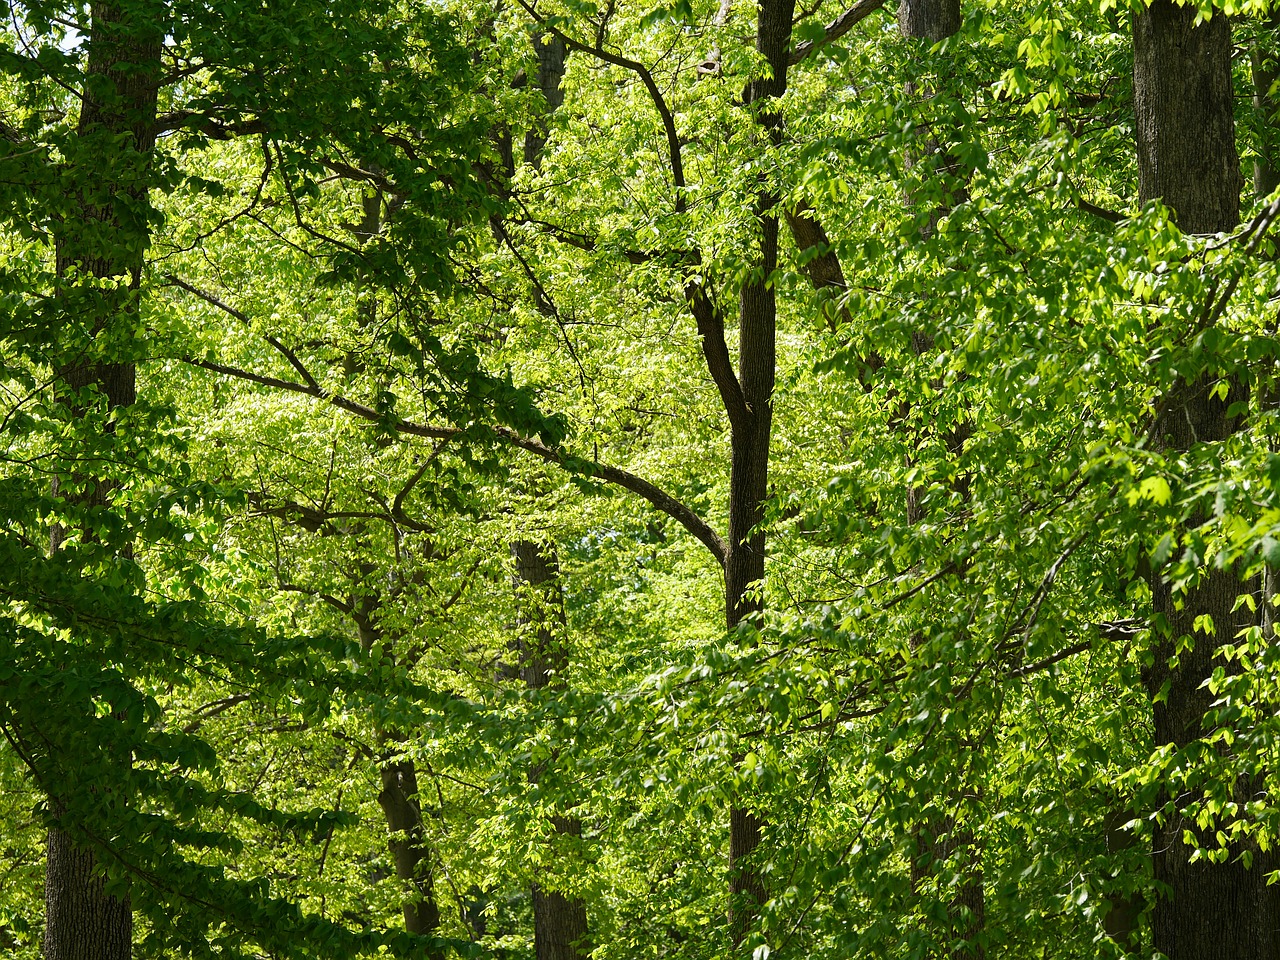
2,0,1280,958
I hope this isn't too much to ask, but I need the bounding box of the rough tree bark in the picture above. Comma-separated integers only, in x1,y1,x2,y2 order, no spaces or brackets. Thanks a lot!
511,541,592,960
43,4,162,958
1133,2,1240,236
1133,4,1280,958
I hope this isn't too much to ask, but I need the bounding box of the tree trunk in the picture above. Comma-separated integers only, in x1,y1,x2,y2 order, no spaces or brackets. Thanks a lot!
44,5,162,958
354,595,445,950
1133,1,1240,235
512,541,591,960
895,2,984,955
43,828,132,960
724,0,795,943
376,759,443,943
1132,5,1280,958
524,34,568,169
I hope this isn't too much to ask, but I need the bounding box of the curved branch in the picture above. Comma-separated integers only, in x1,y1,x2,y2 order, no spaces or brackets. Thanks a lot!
183,359,728,568
685,279,749,433
512,0,688,212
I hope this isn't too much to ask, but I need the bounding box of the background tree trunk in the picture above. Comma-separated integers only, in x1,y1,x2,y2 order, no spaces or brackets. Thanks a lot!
1133,1,1240,235
1132,5,1280,957
512,540,592,960
896,1,983,954
1252,16,1280,200
354,594,445,951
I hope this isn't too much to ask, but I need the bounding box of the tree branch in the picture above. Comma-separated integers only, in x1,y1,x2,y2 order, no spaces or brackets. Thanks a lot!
784,205,850,331
182,360,729,567
513,0,688,212
685,279,750,434
788,0,887,66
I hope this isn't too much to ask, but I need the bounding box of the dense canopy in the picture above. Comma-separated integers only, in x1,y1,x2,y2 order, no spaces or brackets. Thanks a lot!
2,0,1280,958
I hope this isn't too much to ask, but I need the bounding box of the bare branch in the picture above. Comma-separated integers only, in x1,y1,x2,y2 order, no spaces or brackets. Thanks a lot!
183,360,728,567
513,0,689,212
181,694,251,734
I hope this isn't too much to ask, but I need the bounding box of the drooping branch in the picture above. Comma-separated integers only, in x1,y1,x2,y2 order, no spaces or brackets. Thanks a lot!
512,0,688,212
182,358,728,567
503,431,729,565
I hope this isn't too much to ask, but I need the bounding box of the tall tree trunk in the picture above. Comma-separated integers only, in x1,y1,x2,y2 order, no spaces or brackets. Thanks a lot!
493,33,591,957
1132,5,1280,958
524,34,568,168
376,759,443,940
511,541,592,960
44,4,161,958
896,2,983,955
43,830,133,960
1133,2,1240,235
724,0,795,944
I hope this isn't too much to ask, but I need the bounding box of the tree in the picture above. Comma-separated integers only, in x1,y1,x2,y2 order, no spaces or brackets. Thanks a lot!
0,0,498,955
7,0,1280,957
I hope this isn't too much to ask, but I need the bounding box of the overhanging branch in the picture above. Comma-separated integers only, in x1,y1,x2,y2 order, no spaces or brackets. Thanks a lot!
181,359,728,568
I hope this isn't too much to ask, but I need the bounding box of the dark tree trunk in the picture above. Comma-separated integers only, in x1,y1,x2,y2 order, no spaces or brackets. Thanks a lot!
512,541,591,960
44,5,162,958
1133,5,1280,958
507,29,591,954
354,597,445,950
43,828,133,960
1133,1,1240,234
898,0,960,43
724,0,795,943
524,34,568,169
376,760,443,944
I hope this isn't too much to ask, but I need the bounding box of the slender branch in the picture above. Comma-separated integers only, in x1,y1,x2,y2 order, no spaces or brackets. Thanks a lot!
502,431,729,565
513,211,664,265
1077,197,1124,223
153,111,268,140
513,0,688,212
188,358,457,439
784,205,851,331
181,694,251,734
391,444,445,533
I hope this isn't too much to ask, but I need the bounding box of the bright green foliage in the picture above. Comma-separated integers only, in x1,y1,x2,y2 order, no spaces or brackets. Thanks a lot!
3,0,1280,958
